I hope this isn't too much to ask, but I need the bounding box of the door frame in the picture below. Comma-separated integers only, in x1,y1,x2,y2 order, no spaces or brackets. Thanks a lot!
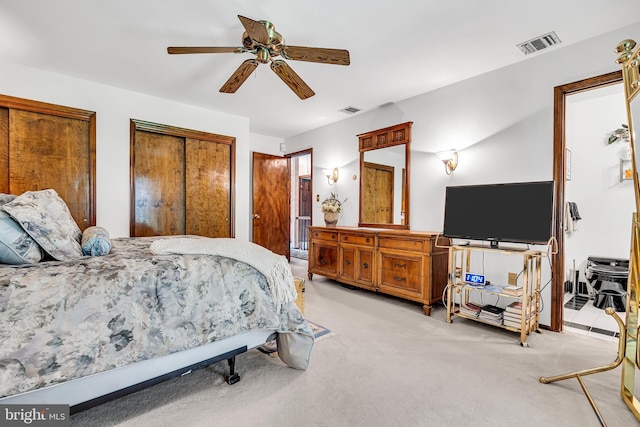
551,70,622,331
287,147,314,226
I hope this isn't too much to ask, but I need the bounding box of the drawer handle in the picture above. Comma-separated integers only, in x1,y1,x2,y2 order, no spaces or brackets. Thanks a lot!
363,262,369,269
344,236,349,240
366,238,370,243
393,262,406,268
394,275,407,282
346,259,351,265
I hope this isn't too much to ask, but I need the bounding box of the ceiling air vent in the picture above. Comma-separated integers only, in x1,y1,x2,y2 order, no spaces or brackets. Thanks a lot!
339,106,361,114
517,31,561,55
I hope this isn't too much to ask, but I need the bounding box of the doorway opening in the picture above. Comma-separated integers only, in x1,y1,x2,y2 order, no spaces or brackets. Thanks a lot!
562,82,631,340
289,149,312,260
552,70,624,334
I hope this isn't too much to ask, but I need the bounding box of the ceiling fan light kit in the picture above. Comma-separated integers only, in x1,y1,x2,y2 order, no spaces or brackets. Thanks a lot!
168,15,350,99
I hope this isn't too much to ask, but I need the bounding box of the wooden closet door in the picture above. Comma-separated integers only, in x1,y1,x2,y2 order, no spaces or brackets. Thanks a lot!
130,119,235,238
185,138,231,237
132,131,185,236
8,109,92,229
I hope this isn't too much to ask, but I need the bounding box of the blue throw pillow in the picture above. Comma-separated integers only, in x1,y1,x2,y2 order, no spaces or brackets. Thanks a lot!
0,210,44,264
81,226,111,256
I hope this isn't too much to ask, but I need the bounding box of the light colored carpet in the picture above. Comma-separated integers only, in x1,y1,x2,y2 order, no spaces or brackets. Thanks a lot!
71,258,638,426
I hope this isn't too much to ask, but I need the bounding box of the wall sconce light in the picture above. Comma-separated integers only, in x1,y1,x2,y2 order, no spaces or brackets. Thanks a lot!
436,149,458,175
323,167,339,185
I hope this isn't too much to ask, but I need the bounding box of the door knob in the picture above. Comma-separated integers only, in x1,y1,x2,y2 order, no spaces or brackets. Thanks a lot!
253,213,261,219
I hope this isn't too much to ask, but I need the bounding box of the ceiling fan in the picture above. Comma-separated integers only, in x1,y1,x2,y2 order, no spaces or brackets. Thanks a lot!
167,15,350,100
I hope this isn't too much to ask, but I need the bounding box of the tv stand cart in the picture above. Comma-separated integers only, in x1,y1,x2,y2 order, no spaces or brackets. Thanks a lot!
445,244,542,346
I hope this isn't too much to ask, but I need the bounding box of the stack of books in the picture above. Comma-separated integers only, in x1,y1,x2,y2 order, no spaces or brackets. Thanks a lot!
503,301,530,329
478,304,504,325
459,302,482,318
502,285,523,296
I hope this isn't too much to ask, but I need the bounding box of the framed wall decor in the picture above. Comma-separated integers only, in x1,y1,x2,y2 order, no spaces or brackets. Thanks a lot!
620,158,633,181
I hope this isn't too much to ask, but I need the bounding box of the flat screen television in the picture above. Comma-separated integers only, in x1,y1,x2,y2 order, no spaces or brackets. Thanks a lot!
443,181,554,247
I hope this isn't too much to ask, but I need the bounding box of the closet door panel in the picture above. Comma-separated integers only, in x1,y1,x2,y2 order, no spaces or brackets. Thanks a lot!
185,138,231,237
9,109,91,228
133,131,185,236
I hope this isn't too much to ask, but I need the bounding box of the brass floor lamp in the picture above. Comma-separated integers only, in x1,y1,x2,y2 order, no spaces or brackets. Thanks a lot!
540,39,640,427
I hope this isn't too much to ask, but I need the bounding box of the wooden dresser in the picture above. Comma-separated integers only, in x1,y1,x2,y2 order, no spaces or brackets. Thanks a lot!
308,226,449,315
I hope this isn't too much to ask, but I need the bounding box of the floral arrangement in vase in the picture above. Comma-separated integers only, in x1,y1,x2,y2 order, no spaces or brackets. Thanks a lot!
321,193,346,227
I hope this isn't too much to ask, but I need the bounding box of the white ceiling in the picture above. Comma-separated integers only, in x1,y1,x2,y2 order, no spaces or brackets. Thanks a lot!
1,0,639,139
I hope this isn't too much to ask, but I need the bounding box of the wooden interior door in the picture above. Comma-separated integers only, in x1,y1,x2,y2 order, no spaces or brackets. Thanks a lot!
252,152,290,259
362,161,394,223
299,176,311,217
0,96,96,231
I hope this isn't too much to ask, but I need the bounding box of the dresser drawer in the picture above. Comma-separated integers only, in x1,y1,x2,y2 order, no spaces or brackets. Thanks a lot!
340,233,375,246
311,229,338,242
378,236,428,252
380,254,421,276
379,269,421,292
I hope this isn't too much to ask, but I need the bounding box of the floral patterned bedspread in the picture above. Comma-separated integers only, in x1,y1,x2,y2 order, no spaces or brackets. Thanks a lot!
0,237,313,398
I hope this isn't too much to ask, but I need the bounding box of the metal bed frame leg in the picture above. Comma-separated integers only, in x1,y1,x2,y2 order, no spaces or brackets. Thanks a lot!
539,308,627,427
225,356,241,385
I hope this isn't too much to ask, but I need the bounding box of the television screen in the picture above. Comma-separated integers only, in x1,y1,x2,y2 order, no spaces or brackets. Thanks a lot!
443,181,554,246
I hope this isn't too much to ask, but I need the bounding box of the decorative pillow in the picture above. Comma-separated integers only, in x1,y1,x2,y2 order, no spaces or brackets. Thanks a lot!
0,209,44,264
3,189,82,262
81,226,111,256
0,194,17,205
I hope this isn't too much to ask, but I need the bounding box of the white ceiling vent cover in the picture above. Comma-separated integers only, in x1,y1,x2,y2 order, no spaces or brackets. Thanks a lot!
517,31,561,55
339,106,361,114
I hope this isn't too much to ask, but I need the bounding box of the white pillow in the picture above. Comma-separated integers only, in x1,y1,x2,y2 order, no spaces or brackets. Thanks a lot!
3,189,82,262
0,210,44,264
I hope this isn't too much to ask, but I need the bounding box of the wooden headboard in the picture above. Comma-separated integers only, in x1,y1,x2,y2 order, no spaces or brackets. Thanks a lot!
0,94,96,230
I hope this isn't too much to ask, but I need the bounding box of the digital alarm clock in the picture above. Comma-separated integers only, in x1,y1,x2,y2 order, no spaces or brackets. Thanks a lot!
465,273,486,285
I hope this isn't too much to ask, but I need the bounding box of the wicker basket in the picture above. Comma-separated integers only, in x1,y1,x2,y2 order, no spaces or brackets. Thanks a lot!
294,277,305,313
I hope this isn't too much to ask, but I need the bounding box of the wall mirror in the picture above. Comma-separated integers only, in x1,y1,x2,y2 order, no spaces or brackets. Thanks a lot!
358,122,412,229
616,38,640,422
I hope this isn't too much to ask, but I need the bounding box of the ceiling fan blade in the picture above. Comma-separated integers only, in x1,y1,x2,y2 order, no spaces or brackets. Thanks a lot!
281,45,350,66
220,59,259,93
168,46,242,54
270,60,315,100
238,15,270,45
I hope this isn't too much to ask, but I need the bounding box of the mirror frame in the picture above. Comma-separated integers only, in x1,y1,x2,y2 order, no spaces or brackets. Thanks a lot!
357,121,412,229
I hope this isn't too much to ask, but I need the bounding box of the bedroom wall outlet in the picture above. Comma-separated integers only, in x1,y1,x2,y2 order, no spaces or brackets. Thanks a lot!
508,272,518,285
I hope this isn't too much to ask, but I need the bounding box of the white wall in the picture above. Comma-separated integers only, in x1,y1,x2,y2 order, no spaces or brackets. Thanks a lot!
565,85,634,284
249,133,285,157
284,21,640,326
0,60,252,240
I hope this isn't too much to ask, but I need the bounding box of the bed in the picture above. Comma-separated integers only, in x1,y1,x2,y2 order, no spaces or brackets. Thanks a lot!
0,189,314,412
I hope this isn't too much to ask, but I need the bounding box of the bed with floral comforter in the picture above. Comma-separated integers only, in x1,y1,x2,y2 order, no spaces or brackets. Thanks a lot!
0,236,313,399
